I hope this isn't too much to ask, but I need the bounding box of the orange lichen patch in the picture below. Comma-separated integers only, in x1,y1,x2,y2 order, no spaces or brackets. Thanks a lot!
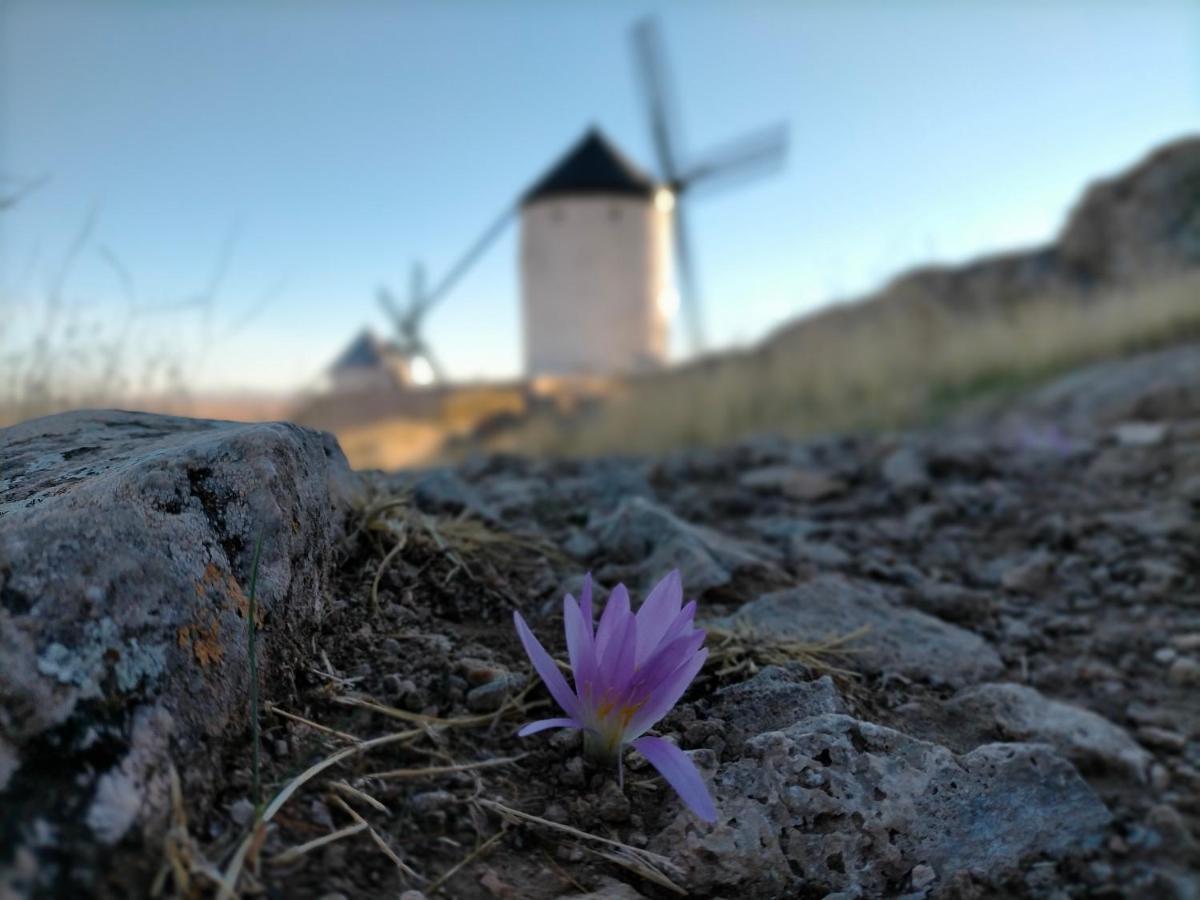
224,573,264,626
192,561,265,625
177,613,224,667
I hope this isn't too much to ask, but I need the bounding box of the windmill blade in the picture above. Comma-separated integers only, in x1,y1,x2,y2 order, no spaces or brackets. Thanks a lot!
630,15,682,182
672,202,705,352
377,285,406,328
679,122,789,196
423,203,517,313
409,261,427,309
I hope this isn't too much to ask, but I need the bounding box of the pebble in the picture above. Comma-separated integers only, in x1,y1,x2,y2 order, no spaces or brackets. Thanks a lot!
1138,726,1187,753
1166,656,1200,686
229,798,254,828
1153,647,1178,665
595,779,631,823
466,673,526,713
399,892,429,900
561,755,586,788
1170,632,1200,652
910,864,936,889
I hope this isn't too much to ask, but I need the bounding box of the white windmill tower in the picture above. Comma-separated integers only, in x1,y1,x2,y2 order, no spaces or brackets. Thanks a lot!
520,129,675,377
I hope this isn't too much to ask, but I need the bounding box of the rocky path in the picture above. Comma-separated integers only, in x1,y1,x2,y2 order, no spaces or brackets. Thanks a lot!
2,345,1199,898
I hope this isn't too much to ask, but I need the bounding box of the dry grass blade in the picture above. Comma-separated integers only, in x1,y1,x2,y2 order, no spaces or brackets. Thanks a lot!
367,754,526,780
704,622,869,678
328,780,389,814
333,689,539,729
424,827,508,895
216,728,421,900
370,527,408,615
586,847,687,896
269,822,366,865
267,703,360,742
475,799,683,894
328,794,422,881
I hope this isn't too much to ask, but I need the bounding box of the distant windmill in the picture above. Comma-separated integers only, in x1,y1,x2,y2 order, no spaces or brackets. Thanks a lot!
376,204,515,384
348,15,788,386
629,15,789,351
377,263,443,384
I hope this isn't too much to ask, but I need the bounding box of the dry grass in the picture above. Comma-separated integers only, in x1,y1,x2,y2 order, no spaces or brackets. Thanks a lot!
704,622,868,681
495,271,1200,457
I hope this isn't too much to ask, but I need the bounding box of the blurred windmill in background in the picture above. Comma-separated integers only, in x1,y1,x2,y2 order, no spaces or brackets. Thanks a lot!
630,15,789,352
328,14,788,388
377,262,444,385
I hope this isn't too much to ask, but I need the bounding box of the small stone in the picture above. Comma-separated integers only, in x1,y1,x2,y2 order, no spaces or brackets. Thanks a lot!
399,891,429,900
1113,421,1168,447
881,445,929,492
317,893,349,900
739,465,846,501
550,729,582,752
1150,763,1171,790
466,673,526,713
1167,657,1200,686
273,739,289,758
229,798,255,828
1000,552,1055,593
910,864,937,889
382,638,402,657
561,756,586,788
595,780,631,823
1170,633,1200,652
383,674,415,699
1153,647,1178,665
1138,726,1187,753
411,790,454,815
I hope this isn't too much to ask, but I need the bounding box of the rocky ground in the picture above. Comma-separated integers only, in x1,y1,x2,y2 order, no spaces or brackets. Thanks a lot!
3,345,1199,899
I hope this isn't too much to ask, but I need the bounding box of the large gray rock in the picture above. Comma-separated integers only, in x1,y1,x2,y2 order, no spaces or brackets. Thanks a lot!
0,410,353,896
653,714,1112,898
715,575,1004,687
899,682,1153,781
707,667,845,748
589,496,771,595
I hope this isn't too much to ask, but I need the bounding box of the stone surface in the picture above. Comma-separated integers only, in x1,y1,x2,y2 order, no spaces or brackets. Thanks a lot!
0,410,352,895
715,575,1004,687
652,713,1112,898
706,668,844,747
589,495,771,594
899,682,1152,780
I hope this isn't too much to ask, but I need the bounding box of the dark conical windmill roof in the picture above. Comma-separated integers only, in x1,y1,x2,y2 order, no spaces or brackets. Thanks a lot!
522,128,656,206
330,328,396,371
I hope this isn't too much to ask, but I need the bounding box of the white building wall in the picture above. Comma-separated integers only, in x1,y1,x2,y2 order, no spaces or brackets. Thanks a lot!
520,195,672,377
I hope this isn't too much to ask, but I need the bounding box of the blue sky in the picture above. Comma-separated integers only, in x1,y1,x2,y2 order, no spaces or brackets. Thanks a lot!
2,0,1197,392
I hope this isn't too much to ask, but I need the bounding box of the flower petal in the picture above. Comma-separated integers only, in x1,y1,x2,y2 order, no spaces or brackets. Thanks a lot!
656,600,698,653
579,573,595,640
517,717,582,737
599,605,638,697
513,610,581,719
632,735,717,822
627,647,708,738
634,570,683,665
595,583,630,661
564,593,596,700
624,628,706,707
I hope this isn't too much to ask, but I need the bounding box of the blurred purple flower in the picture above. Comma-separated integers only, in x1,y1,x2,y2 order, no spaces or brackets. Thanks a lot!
513,570,717,822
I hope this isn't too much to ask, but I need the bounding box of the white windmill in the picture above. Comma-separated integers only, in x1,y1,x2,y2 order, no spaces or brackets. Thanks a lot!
518,16,789,375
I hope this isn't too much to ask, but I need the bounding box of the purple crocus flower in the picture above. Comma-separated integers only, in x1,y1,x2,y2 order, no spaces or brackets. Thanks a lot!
513,570,717,822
